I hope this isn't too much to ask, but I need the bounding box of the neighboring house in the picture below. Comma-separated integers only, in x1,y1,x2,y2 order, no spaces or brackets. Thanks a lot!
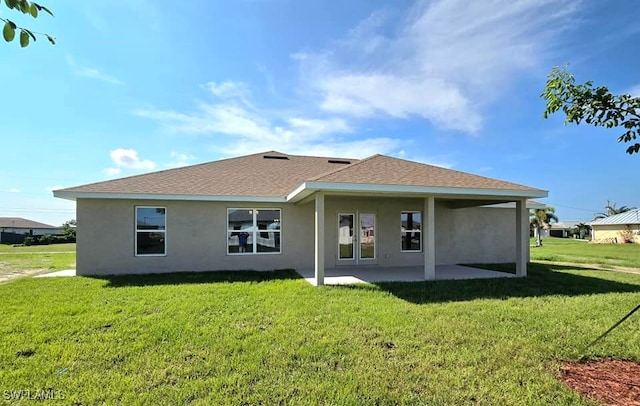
0,217,62,244
547,221,583,238
589,208,640,244
54,151,548,284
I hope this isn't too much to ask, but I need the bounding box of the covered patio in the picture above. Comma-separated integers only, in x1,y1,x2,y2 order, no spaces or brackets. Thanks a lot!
297,264,516,286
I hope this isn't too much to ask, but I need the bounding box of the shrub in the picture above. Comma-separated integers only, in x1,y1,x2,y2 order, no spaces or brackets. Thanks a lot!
53,235,74,244
38,234,54,245
23,236,35,246
619,227,635,244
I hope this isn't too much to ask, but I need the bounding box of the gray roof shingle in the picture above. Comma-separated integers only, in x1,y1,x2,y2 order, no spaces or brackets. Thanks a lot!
0,217,58,229
312,154,541,191
55,151,545,198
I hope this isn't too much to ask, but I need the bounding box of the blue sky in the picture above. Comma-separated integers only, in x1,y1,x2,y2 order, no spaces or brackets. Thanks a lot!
1,0,639,227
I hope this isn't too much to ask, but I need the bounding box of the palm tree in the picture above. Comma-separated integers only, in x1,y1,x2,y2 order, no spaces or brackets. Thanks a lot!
574,222,591,239
530,206,559,247
594,200,635,219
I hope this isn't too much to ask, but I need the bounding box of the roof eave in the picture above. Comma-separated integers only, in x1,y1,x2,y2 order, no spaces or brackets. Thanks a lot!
286,181,548,202
53,191,287,203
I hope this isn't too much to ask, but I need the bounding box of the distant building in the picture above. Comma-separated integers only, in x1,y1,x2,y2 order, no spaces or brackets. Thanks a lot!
589,209,640,244
549,221,591,238
0,217,62,244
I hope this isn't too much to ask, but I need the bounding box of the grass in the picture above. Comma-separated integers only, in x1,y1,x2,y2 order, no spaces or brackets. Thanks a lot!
0,243,76,278
530,237,640,268
0,243,76,253
1,265,639,404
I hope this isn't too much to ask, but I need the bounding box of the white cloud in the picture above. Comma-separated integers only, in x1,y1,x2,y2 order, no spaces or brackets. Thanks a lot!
319,74,480,132
133,1,582,164
296,0,582,133
110,148,156,169
203,81,251,101
104,148,156,176
67,56,123,85
5,188,21,193
104,167,121,176
221,136,401,159
170,151,195,161
132,101,400,159
166,151,196,168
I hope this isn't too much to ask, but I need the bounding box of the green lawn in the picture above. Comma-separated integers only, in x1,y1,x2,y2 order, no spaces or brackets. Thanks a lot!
0,243,76,253
1,265,639,404
530,237,640,268
0,243,76,279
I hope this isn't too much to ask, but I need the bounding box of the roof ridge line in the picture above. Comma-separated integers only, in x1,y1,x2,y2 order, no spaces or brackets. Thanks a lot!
308,154,382,182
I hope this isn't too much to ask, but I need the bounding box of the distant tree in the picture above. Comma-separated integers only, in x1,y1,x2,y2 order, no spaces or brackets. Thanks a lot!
530,206,558,247
594,200,635,220
541,66,640,155
574,222,591,240
1,0,55,47
61,219,76,241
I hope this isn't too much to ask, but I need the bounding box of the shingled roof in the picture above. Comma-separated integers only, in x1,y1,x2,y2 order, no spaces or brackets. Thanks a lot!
54,151,546,201
311,154,536,191
0,217,58,229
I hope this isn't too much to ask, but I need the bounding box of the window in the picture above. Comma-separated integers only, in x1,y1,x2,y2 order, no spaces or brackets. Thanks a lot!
136,207,166,256
401,211,421,251
227,208,281,255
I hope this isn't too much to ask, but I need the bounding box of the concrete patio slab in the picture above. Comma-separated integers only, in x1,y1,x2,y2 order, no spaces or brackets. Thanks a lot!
297,265,516,286
34,269,76,278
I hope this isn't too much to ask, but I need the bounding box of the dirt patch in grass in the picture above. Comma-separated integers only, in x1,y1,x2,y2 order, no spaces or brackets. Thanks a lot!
0,268,49,283
560,359,640,405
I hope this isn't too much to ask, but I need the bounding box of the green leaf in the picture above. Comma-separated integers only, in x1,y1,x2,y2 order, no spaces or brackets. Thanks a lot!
33,2,53,16
46,34,55,45
18,0,28,13
22,28,34,39
29,2,37,17
19,29,29,47
5,0,18,10
2,21,15,42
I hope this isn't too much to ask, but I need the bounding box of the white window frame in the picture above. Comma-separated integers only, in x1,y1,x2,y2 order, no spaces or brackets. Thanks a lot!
135,206,167,257
401,211,422,252
227,208,282,255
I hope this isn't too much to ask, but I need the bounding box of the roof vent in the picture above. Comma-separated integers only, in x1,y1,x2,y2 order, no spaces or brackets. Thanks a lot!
263,155,289,160
328,159,351,164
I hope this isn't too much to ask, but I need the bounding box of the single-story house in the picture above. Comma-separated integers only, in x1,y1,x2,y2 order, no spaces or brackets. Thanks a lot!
54,151,548,285
0,217,63,244
589,208,640,244
544,221,589,238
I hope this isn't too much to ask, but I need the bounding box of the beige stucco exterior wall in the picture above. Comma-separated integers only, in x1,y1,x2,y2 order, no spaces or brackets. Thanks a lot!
322,196,516,266
435,205,517,264
76,199,315,275
323,196,424,268
76,197,520,275
591,224,640,243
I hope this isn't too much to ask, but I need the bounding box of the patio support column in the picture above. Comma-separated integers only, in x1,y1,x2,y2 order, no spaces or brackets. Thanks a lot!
424,196,436,280
314,192,325,286
515,199,528,277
